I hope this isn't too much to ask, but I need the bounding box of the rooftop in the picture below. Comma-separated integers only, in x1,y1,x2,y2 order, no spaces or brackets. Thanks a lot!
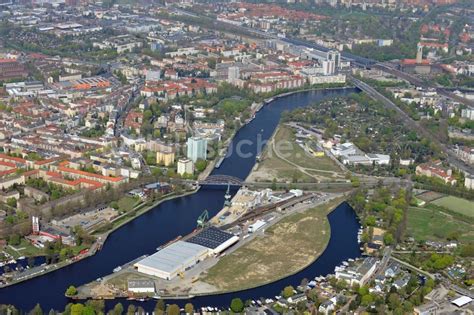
186,226,235,250
135,241,208,274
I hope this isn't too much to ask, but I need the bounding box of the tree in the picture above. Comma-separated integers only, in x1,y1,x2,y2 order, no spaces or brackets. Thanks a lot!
365,215,376,226
166,305,180,315
6,197,17,208
70,304,84,315
307,288,319,302
230,298,244,313
82,306,95,315
86,300,105,314
384,232,395,245
361,294,373,306
282,285,295,298
65,285,78,297
195,159,207,172
126,305,136,315
30,304,43,315
154,300,165,315
271,178,277,190
184,303,194,314
388,293,401,310
112,303,123,315
8,234,21,246
207,57,217,69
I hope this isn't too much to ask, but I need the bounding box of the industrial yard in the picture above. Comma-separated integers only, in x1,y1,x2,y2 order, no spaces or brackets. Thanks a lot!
75,189,346,299
200,196,345,292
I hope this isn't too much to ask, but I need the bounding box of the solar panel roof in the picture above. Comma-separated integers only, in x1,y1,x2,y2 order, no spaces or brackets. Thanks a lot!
186,226,234,249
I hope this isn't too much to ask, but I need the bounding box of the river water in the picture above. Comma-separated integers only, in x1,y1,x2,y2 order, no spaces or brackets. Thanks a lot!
0,88,361,311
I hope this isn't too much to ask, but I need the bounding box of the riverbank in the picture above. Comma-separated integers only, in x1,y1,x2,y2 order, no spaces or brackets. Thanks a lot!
196,196,346,295
0,189,199,290
75,195,347,301
0,86,361,312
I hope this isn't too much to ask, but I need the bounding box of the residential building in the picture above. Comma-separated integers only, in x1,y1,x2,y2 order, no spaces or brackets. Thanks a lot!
186,137,207,163
0,59,28,81
465,174,474,190
335,257,379,286
156,144,175,166
177,158,194,176
415,161,457,185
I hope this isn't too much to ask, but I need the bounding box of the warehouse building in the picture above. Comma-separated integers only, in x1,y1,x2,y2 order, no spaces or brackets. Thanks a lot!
127,280,156,294
187,226,239,255
134,227,239,280
134,241,209,280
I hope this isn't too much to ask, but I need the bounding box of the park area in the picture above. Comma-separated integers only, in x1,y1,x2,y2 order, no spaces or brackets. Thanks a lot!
247,125,344,183
200,197,345,292
406,207,474,242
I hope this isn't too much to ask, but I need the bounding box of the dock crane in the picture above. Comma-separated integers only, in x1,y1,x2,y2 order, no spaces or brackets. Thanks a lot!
224,184,231,207
197,210,209,228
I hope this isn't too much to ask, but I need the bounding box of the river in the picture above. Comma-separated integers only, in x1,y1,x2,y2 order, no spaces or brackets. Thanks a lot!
0,88,361,311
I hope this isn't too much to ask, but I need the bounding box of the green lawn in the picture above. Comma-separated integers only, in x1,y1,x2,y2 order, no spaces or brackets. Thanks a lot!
117,196,138,212
407,207,474,242
274,127,341,173
3,239,45,258
431,196,474,218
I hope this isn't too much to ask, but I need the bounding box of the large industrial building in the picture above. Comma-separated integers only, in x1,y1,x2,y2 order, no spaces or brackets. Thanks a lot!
187,226,239,255
134,227,239,280
134,241,209,280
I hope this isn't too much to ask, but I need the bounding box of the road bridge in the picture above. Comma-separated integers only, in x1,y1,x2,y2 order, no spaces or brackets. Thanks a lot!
198,175,244,186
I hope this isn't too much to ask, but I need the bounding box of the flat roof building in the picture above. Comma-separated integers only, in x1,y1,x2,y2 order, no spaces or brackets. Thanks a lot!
187,226,239,255
127,279,155,294
134,241,209,280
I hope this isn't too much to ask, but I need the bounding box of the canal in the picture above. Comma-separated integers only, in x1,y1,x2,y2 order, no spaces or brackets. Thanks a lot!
0,88,361,311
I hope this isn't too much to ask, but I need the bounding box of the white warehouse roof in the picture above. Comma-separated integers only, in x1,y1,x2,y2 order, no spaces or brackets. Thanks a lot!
135,241,208,275
452,296,472,307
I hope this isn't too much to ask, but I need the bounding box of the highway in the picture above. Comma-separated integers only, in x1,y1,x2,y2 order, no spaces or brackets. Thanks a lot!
350,76,474,174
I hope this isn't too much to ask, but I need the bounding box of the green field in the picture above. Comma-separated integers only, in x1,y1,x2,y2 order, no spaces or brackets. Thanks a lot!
407,207,474,242
431,196,474,218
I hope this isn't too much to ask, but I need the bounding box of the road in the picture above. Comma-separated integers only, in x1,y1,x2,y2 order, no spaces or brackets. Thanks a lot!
114,82,143,137
350,76,474,174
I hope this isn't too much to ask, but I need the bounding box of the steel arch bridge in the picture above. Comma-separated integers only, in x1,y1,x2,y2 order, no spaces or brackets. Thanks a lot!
199,175,243,186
